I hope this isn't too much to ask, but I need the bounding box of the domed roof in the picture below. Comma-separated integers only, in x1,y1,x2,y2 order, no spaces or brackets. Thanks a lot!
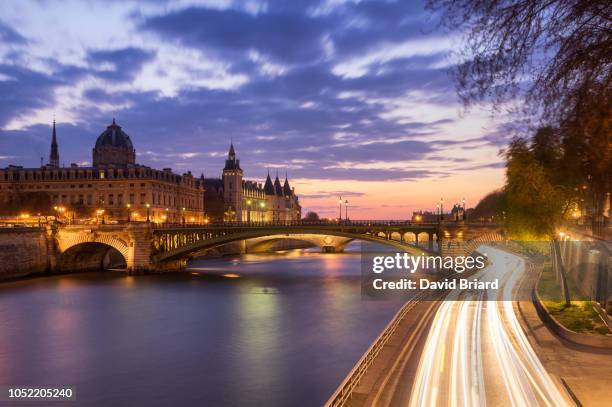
95,119,134,149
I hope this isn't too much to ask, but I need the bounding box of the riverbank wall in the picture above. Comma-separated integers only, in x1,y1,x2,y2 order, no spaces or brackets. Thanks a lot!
0,227,54,280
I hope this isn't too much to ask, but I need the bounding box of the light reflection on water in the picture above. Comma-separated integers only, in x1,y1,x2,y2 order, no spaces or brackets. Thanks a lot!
0,244,402,406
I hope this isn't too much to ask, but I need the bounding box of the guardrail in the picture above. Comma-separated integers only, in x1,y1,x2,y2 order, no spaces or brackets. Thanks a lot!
324,291,426,407
153,220,444,229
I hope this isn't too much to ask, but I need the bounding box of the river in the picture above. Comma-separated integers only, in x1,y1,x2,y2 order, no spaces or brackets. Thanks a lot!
0,243,402,406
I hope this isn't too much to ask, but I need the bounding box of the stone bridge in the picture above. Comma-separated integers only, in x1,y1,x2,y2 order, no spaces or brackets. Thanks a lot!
52,221,504,274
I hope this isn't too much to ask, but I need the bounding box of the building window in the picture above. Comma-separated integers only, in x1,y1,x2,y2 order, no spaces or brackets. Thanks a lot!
129,193,134,204
109,194,114,205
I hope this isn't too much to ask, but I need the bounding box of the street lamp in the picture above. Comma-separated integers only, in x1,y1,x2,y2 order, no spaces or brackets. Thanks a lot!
246,199,252,224
462,197,466,221
344,199,349,222
145,203,150,222
436,203,440,222
182,207,186,226
259,201,265,224
54,205,66,223
338,196,343,222
96,208,105,224
126,203,132,222
165,207,169,224
439,198,444,221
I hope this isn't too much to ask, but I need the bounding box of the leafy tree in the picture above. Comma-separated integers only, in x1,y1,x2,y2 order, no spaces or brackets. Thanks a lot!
303,211,320,222
503,137,565,237
428,0,611,228
0,191,52,216
471,190,505,222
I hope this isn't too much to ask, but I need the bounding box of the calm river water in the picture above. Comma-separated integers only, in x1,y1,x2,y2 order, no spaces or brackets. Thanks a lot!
0,244,402,406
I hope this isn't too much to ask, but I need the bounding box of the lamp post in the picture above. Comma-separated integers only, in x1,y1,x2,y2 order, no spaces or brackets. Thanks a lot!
345,200,348,222
165,207,169,224
259,201,265,224
338,196,343,222
462,197,466,221
182,207,186,226
96,208,104,224
146,203,150,223
440,198,444,221
126,203,132,222
436,203,440,222
246,200,252,224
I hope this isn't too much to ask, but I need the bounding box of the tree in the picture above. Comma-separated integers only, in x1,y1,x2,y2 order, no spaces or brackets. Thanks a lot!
471,190,505,222
427,0,611,123
303,211,320,222
0,191,52,216
503,137,565,237
428,0,611,228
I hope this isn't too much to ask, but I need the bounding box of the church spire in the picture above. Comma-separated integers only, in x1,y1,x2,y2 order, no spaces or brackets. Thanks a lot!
49,119,59,167
223,141,241,171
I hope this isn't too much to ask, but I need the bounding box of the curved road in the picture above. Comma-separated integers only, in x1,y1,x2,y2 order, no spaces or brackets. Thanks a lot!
407,246,572,407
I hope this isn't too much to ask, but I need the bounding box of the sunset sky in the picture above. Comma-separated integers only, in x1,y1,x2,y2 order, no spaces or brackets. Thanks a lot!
0,0,508,219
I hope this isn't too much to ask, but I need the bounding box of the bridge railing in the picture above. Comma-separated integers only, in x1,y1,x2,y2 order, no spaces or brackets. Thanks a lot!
324,291,427,407
152,220,442,229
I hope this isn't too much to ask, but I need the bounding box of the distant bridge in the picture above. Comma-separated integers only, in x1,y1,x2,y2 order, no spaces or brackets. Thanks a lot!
52,221,504,274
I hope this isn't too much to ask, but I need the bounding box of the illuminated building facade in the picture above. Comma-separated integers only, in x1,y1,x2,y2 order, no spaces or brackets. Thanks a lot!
203,144,301,222
0,120,204,223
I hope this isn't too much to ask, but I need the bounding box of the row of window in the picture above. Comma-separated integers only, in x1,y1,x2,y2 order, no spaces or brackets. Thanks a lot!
0,168,195,186
52,192,199,210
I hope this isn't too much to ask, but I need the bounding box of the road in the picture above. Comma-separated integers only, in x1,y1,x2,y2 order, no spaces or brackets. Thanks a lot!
407,246,572,407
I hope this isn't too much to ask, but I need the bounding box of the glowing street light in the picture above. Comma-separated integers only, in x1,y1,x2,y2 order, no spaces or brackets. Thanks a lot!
96,208,105,224
344,199,349,222
246,200,252,224
126,203,132,222
182,207,186,225
338,196,343,221
145,203,151,222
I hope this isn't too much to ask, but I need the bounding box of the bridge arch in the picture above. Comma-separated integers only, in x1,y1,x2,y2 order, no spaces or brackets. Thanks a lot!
57,233,130,273
59,242,127,272
153,228,429,263
244,234,354,253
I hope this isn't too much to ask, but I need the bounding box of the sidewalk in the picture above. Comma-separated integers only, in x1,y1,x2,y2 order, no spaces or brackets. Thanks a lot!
341,299,441,407
516,262,612,407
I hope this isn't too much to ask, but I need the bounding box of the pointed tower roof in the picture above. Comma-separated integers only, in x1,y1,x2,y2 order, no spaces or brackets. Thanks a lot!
224,142,241,171
283,171,291,196
274,170,283,196
49,119,59,167
264,170,275,195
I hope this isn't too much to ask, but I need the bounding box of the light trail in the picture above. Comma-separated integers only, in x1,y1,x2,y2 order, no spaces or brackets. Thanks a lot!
408,246,572,407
